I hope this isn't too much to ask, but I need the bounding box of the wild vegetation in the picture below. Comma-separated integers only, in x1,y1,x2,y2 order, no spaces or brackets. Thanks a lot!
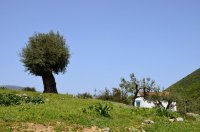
0,93,44,106
0,89,199,131
96,73,175,109
167,68,200,113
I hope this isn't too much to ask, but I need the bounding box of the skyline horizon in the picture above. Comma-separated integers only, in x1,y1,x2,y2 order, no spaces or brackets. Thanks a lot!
1,67,199,94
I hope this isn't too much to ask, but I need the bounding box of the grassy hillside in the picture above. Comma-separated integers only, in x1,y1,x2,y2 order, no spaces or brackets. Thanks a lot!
0,89,200,131
167,68,200,113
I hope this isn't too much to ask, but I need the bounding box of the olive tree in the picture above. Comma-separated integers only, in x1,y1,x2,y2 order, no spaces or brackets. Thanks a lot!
21,31,70,93
145,88,177,110
119,73,155,106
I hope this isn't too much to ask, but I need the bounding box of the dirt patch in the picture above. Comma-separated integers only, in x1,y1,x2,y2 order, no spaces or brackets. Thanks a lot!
82,126,100,132
82,126,111,132
12,123,54,132
12,123,107,132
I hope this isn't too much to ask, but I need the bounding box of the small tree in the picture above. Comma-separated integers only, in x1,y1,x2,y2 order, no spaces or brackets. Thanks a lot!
112,88,130,104
119,73,155,106
146,87,176,110
21,31,70,93
96,88,112,101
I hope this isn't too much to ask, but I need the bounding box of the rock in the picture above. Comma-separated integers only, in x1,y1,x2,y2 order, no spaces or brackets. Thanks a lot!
141,128,146,132
103,127,110,132
144,120,154,124
56,121,61,125
186,113,199,117
150,120,154,124
22,93,27,96
169,119,175,122
176,117,184,122
141,123,145,125
128,127,138,132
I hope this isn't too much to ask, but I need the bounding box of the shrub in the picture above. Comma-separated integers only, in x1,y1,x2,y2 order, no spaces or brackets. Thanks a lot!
77,92,93,99
196,115,200,121
0,87,8,90
92,103,113,117
96,88,131,105
22,87,36,92
96,88,112,101
28,96,44,104
155,108,178,118
0,93,44,106
0,94,21,106
83,103,113,117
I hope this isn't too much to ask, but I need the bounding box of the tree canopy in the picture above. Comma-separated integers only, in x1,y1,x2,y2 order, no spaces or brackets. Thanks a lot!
21,31,70,76
119,73,156,106
21,31,70,93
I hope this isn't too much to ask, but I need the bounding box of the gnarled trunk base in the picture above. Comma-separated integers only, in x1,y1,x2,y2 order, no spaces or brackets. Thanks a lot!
42,72,58,93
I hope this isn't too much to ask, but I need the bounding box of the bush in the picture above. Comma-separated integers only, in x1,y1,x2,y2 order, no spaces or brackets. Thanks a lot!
0,93,44,106
0,87,8,90
92,103,113,117
196,115,200,121
77,92,93,99
22,87,36,92
83,103,113,117
155,108,178,118
0,94,21,106
96,88,112,101
96,88,131,104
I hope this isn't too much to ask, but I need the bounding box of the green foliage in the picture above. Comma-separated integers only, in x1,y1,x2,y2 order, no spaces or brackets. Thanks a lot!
77,92,93,99
92,103,113,117
119,73,138,93
22,87,36,92
21,31,70,93
131,107,179,119
112,88,130,104
97,88,130,104
97,74,157,106
0,93,44,106
97,88,112,101
167,68,200,113
0,94,22,106
119,73,156,106
131,107,155,117
0,89,199,131
145,87,176,110
195,115,200,122
155,108,179,118
83,103,113,117
21,31,70,76
82,103,113,117
0,87,8,90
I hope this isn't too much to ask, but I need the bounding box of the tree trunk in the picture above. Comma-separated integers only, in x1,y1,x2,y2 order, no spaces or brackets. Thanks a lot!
166,100,172,110
132,98,135,106
42,72,58,93
132,84,140,106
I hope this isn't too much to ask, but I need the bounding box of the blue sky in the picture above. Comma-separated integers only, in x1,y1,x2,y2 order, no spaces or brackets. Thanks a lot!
0,0,200,94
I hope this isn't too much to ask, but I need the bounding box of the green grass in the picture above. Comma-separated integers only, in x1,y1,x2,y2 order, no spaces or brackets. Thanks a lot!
167,68,200,113
0,89,200,131
146,118,200,132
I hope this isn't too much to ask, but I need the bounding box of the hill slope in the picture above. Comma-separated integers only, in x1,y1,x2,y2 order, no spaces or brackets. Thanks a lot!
167,68,200,113
0,89,200,131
